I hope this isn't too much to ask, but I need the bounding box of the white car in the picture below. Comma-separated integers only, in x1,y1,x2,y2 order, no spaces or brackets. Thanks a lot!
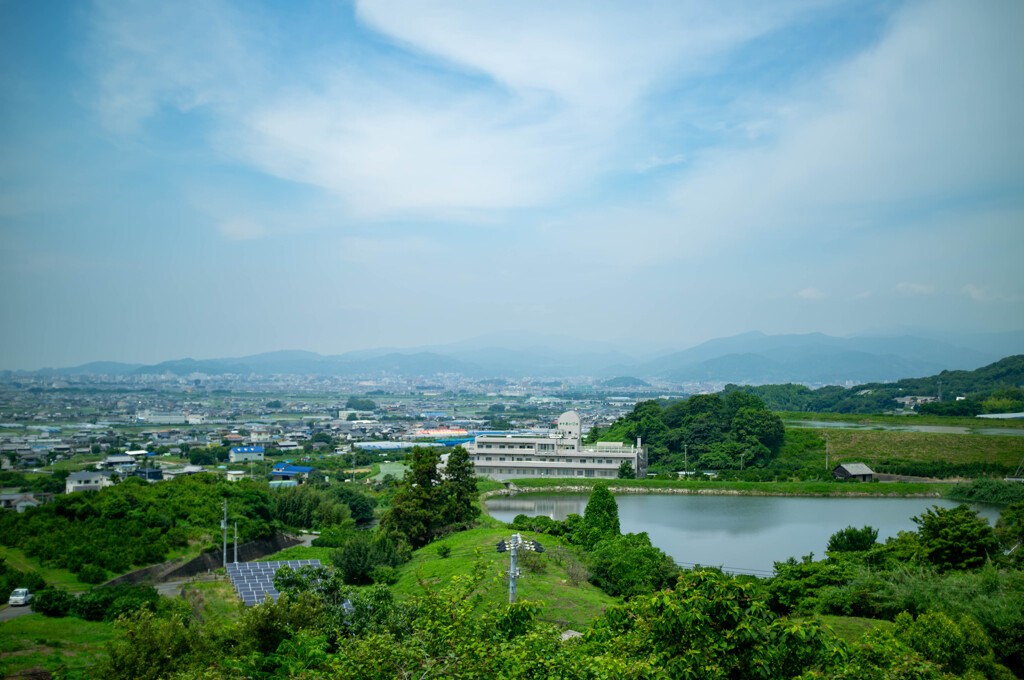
8,588,33,607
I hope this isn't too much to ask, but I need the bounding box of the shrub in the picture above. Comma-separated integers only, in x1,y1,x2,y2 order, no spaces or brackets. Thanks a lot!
33,588,75,617
588,533,678,598
436,544,451,559
369,566,398,585
827,525,879,553
78,563,109,584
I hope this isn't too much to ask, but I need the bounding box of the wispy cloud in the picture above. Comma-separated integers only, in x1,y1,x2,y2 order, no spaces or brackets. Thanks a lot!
797,287,826,300
894,282,935,296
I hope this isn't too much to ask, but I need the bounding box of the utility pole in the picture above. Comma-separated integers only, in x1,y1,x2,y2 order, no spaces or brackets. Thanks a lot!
496,533,544,604
684,444,688,476
234,521,238,564
221,500,227,568
825,433,829,471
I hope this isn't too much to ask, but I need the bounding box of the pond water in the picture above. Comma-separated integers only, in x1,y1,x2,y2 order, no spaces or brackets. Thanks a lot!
485,493,1004,576
784,420,1024,436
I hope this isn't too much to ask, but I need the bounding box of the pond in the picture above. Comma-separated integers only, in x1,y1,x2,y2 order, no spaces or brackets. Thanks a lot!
485,493,1004,576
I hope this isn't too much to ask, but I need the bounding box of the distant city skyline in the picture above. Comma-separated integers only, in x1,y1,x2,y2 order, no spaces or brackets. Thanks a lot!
2,0,1022,370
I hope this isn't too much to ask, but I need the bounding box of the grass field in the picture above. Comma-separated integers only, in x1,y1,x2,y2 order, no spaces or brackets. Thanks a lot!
370,461,409,481
818,428,1024,467
391,526,618,630
780,411,1024,429
0,614,113,679
256,545,337,563
180,578,243,625
805,615,892,645
0,545,91,591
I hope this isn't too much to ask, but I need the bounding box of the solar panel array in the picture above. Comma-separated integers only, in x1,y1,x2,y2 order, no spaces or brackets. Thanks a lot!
225,560,323,607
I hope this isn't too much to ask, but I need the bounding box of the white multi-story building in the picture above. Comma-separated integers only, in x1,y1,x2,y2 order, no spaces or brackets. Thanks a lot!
465,410,646,481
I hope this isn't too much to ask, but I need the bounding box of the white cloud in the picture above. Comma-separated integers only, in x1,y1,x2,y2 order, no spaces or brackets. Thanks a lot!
86,0,826,217
643,0,1024,258
893,282,935,296
796,287,826,300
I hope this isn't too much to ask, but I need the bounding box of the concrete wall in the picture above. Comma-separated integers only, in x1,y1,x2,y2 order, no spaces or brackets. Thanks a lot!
105,533,303,586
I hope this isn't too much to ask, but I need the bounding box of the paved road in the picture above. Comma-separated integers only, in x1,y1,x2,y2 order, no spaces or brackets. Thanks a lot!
0,604,34,622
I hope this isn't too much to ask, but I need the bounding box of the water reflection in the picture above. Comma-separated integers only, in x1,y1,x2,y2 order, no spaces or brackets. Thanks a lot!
486,494,1003,576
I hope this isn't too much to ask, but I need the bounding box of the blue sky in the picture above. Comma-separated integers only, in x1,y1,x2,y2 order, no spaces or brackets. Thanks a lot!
1,0,1021,369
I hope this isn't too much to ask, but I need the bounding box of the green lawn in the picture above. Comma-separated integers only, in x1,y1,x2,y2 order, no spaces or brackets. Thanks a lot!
0,614,114,680
392,526,619,630
370,461,409,481
816,614,893,644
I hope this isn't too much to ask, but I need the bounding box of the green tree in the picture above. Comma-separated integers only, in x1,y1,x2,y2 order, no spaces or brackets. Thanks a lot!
732,407,785,455
439,446,480,527
346,397,376,411
617,460,634,479
827,525,879,553
913,504,999,571
577,482,620,548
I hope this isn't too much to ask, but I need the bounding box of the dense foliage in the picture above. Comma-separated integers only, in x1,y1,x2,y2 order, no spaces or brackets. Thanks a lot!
598,394,785,471
378,446,480,548
766,502,1024,677
0,476,275,579
34,583,160,621
729,355,1024,414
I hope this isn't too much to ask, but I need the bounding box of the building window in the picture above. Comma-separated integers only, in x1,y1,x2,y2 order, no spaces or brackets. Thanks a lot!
499,457,505,462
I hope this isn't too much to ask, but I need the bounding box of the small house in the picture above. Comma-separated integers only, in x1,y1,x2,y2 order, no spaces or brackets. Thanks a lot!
832,462,875,482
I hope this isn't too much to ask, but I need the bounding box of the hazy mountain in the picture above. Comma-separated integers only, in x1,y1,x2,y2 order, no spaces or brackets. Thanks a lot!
637,331,1001,384
21,329,1021,384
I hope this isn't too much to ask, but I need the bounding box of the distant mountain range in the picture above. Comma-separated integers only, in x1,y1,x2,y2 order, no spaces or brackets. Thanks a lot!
13,330,1024,386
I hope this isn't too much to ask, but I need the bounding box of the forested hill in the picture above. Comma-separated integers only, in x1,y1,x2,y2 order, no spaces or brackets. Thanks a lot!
725,354,1024,414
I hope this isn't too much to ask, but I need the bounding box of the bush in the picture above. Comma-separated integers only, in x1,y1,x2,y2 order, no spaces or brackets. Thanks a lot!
827,525,879,553
78,563,109,584
33,588,75,617
71,584,160,622
369,566,398,585
588,533,678,598
436,544,451,559
330,531,407,585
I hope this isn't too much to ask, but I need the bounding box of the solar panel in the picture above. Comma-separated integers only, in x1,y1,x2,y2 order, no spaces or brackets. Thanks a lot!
225,559,323,606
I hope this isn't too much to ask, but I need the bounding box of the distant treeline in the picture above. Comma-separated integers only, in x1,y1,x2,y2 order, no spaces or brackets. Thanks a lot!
724,354,1024,414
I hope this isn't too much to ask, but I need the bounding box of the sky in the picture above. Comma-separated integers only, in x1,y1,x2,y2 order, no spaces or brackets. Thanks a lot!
0,0,1022,369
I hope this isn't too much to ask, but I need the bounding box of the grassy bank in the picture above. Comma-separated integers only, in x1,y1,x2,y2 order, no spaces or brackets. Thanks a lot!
489,478,951,498
0,614,113,679
391,526,617,630
0,545,91,592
